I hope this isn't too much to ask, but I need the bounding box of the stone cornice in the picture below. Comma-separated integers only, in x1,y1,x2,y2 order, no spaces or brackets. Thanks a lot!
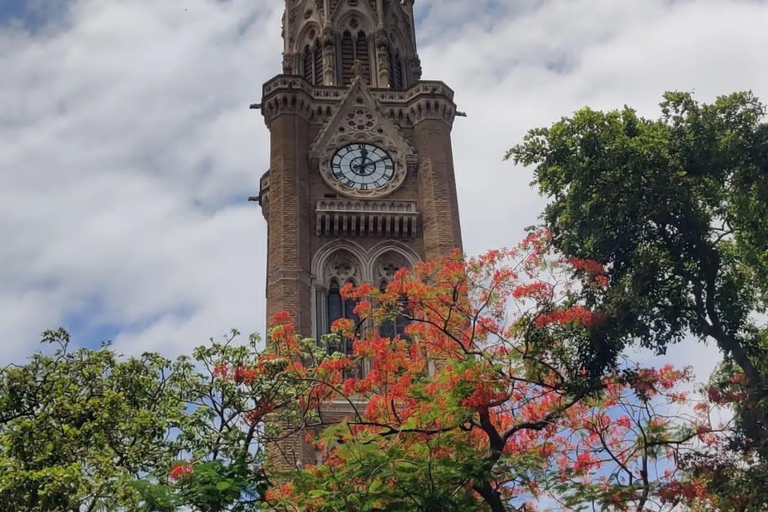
260,75,457,126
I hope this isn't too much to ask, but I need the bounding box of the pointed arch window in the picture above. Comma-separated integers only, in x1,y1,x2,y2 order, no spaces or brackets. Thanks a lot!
388,48,405,89
326,280,360,329
303,40,323,85
340,31,371,85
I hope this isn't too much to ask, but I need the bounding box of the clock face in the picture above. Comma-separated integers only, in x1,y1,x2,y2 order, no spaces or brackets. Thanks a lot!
331,144,396,192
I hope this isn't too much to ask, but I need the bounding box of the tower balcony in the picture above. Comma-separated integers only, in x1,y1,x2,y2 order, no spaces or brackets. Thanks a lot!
315,199,418,238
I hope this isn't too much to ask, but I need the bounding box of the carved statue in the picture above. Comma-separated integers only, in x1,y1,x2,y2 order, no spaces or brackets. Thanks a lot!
351,59,366,80
322,27,336,86
377,43,390,88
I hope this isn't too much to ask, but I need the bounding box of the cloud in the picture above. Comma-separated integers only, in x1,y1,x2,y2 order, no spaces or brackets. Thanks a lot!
0,0,283,360
2,0,767,379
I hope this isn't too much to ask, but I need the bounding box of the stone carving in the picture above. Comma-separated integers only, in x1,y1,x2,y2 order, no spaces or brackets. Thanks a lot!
377,43,390,88
315,199,419,238
322,27,336,86
325,250,361,284
346,107,378,131
376,251,409,281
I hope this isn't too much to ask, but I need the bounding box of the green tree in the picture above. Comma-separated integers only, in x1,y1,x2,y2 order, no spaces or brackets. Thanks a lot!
0,328,310,512
508,91,768,505
0,328,184,511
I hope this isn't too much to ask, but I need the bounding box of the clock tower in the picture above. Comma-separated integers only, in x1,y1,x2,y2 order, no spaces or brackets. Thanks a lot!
256,0,463,470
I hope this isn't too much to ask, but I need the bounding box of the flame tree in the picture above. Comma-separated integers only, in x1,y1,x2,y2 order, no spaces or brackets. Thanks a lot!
261,234,727,512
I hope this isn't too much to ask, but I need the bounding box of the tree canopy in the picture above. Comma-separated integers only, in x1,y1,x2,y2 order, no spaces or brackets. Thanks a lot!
508,91,768,506
263,236,735,512
0,329,308,512
2,234,763,510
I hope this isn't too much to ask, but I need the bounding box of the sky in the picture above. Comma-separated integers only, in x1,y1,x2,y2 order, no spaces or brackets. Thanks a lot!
1,0,767,384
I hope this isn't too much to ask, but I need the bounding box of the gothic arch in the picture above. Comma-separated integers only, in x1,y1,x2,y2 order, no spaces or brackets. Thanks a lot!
292,21,322,55
366,241,420,280
313,240,369,284
312,241,368,340
332,8,375,36
333,9,375,85
311,240,420,339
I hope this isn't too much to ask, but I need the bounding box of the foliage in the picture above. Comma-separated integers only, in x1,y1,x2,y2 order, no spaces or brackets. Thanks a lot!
0,328,307,512
0,328,184,511
262,237,725,512
507,91,768,505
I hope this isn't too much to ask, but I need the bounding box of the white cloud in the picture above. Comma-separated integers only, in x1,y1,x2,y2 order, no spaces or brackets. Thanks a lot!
2,0,767,379
0,0,283,360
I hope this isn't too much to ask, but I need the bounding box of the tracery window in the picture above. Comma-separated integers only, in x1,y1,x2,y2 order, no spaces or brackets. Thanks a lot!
313,246,418,378
388,47,405,89
303,39,323,85
316,250,362,344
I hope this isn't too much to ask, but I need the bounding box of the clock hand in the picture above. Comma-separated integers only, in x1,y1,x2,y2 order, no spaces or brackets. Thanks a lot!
352,159,383,174
359,157,390,169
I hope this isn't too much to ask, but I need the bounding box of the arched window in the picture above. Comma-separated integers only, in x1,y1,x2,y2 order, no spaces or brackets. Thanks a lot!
341,31,355,84
327,279,359,332
355,32,370,83
303,40,323,85
340,30,371,85
316,249,362,344
389,48,404,89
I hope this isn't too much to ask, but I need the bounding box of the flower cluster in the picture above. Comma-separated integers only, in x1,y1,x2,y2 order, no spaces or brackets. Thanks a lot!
168,461,194,481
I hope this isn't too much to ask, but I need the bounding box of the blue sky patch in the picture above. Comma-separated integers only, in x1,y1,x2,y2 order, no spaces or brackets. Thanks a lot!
0,0,73,31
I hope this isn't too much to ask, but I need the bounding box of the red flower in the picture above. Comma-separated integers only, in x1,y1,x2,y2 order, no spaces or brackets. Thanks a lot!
169,462,194,480
512,282,552,300
233,366,257,384
213,364,229,379
271,311,293,325
567,257,605,275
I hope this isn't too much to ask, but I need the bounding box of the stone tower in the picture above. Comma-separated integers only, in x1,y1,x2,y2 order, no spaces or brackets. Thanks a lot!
256,0,463,469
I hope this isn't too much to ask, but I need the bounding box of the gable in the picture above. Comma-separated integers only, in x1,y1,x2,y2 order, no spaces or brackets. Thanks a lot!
309,76,417,176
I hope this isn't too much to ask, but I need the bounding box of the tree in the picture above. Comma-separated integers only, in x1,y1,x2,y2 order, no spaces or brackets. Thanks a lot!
0,328,309,512
263,236,723,512
0,328,184,511
507,91,768,506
